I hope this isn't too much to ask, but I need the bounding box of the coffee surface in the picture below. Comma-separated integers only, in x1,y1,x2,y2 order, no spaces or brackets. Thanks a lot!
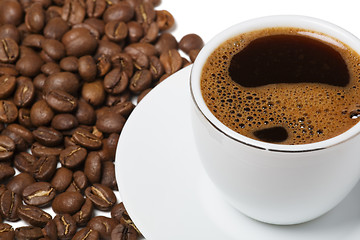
201,27,360,144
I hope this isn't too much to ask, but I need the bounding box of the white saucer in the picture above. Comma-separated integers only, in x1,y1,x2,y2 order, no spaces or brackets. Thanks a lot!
115,66,360,240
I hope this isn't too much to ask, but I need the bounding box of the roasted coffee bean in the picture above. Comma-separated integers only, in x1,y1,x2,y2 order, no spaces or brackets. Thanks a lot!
0,38,19,63
84,152,102,184
141,22,158,43
85,184,116,210
78,55,97,82
45,90,78,113
30,100,54,127
53,214,77,240
112,101,135,118
129,69,152,94
16,47,44,77
0,65,18,76
111,53,133,78
22,34,45,49
33,155,57,181
149,55,164,80
72,227,99,240
13,77,35,107
33,74,46,91
127,21,143,43
0,0,23,26
96,111,125,134
96,54,111,77
156,10,175,31
72,198,93,226
43,17,68,40
95,40,122,59
17,205,52,227
6,172,35,196
72,128,102,150
0,164,15,181
42,39,66,61
0,223,15,239
75,99,96,125
18,108,33,128
14,152,36,173
15,226,44,240
31,142,62,157
105,90,131,106
111,224,138,240
86,0,106,18
135,1,155,25
179,33,204,54
52,192,85,214
0,75,16,98
87,216,118,240
137,88,152,103
44,72,80,96
0,135,15,161
33,126,63,147
1,128,28,152
82,80,105,107
25,3,45,33
62,28,98,57
105,21,128,42
160,49,183,74
104,67,128,94
23,182,56,207
0,190,21,221
103,2,134,23
62,0,86,25
101,161,117,190
0,24,20,43
51,167,73,193
6,123,34,146
41,62,61,76
126,42,157,57
0,100,18,124
67,170,88,192
59,146,87,169
51,114,79,131
42,219,57,240
111,202,128,222
84,18,105,36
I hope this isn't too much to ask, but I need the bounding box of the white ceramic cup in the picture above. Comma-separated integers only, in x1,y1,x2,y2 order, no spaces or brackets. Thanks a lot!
190,15,360,225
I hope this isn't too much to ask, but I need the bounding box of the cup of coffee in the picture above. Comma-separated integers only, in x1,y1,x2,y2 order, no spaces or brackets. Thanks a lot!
190,15,360,225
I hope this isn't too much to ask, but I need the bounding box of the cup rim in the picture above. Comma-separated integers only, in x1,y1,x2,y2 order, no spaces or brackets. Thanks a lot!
190,15,360,152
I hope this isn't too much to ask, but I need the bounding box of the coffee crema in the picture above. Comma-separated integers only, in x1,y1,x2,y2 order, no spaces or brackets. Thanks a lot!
201,27,360,144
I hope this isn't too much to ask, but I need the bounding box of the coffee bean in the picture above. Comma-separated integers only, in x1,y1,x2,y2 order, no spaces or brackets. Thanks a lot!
149,55,164,80
0,135,15,161
6,123,34,146
111,224,138,240
17,205,52,227
84,17,105,36
62,28,98,57
41,62,61,76
72,227,99,240
96,54,111,77
129,69,152,94
111,53,133,78
6,172,35,196
0,0,23,26
42,39,66,61
53,214,77,240
62,0,86,25
0,100,18,124
135,2,155,25
16,47,44,77
44,72,80,96
52,192,85,214
0,75,16,98
96,111,125,134
59,145,87,169
87,216,118,240
33,126,63,147
72,128,102,150
103,2,134,23
51,167,73,193
14,152,36,173
51,113,79,131
23,182,56,207
141,22,158,43
86,0,106,18
67,170,88,192
156,10,175,31
179,33,204,54
0,164,15,181
160,49,183,74
42,219,58,240
82,80,105,107
0,190,21,221
75,99,96,125
84,152,102,184
60,56,79,72
0,24,20,43
78,55,97,82
22,34,45,49
31,142,63,158
127,21,143,43
30,100,54,127
0,65,18,76
18,108,33,128
0,38,19,63
13,76,35,107
105,21,128,42
45,90,78,113
72,197,93,226
0,223,15,239
112,101,135,118
1,128,28,152
104,67,128,94
25,3,45,33
101,161,117,190
33,155,57,181
85,184,116,210
43,17,69,40
15,226,44,240
126,42,157,57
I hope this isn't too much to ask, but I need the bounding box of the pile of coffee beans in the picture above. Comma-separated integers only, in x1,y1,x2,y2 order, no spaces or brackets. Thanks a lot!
0,0,204,238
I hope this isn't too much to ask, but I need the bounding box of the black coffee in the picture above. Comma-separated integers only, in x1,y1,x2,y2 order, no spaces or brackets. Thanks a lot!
201,27,360,144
